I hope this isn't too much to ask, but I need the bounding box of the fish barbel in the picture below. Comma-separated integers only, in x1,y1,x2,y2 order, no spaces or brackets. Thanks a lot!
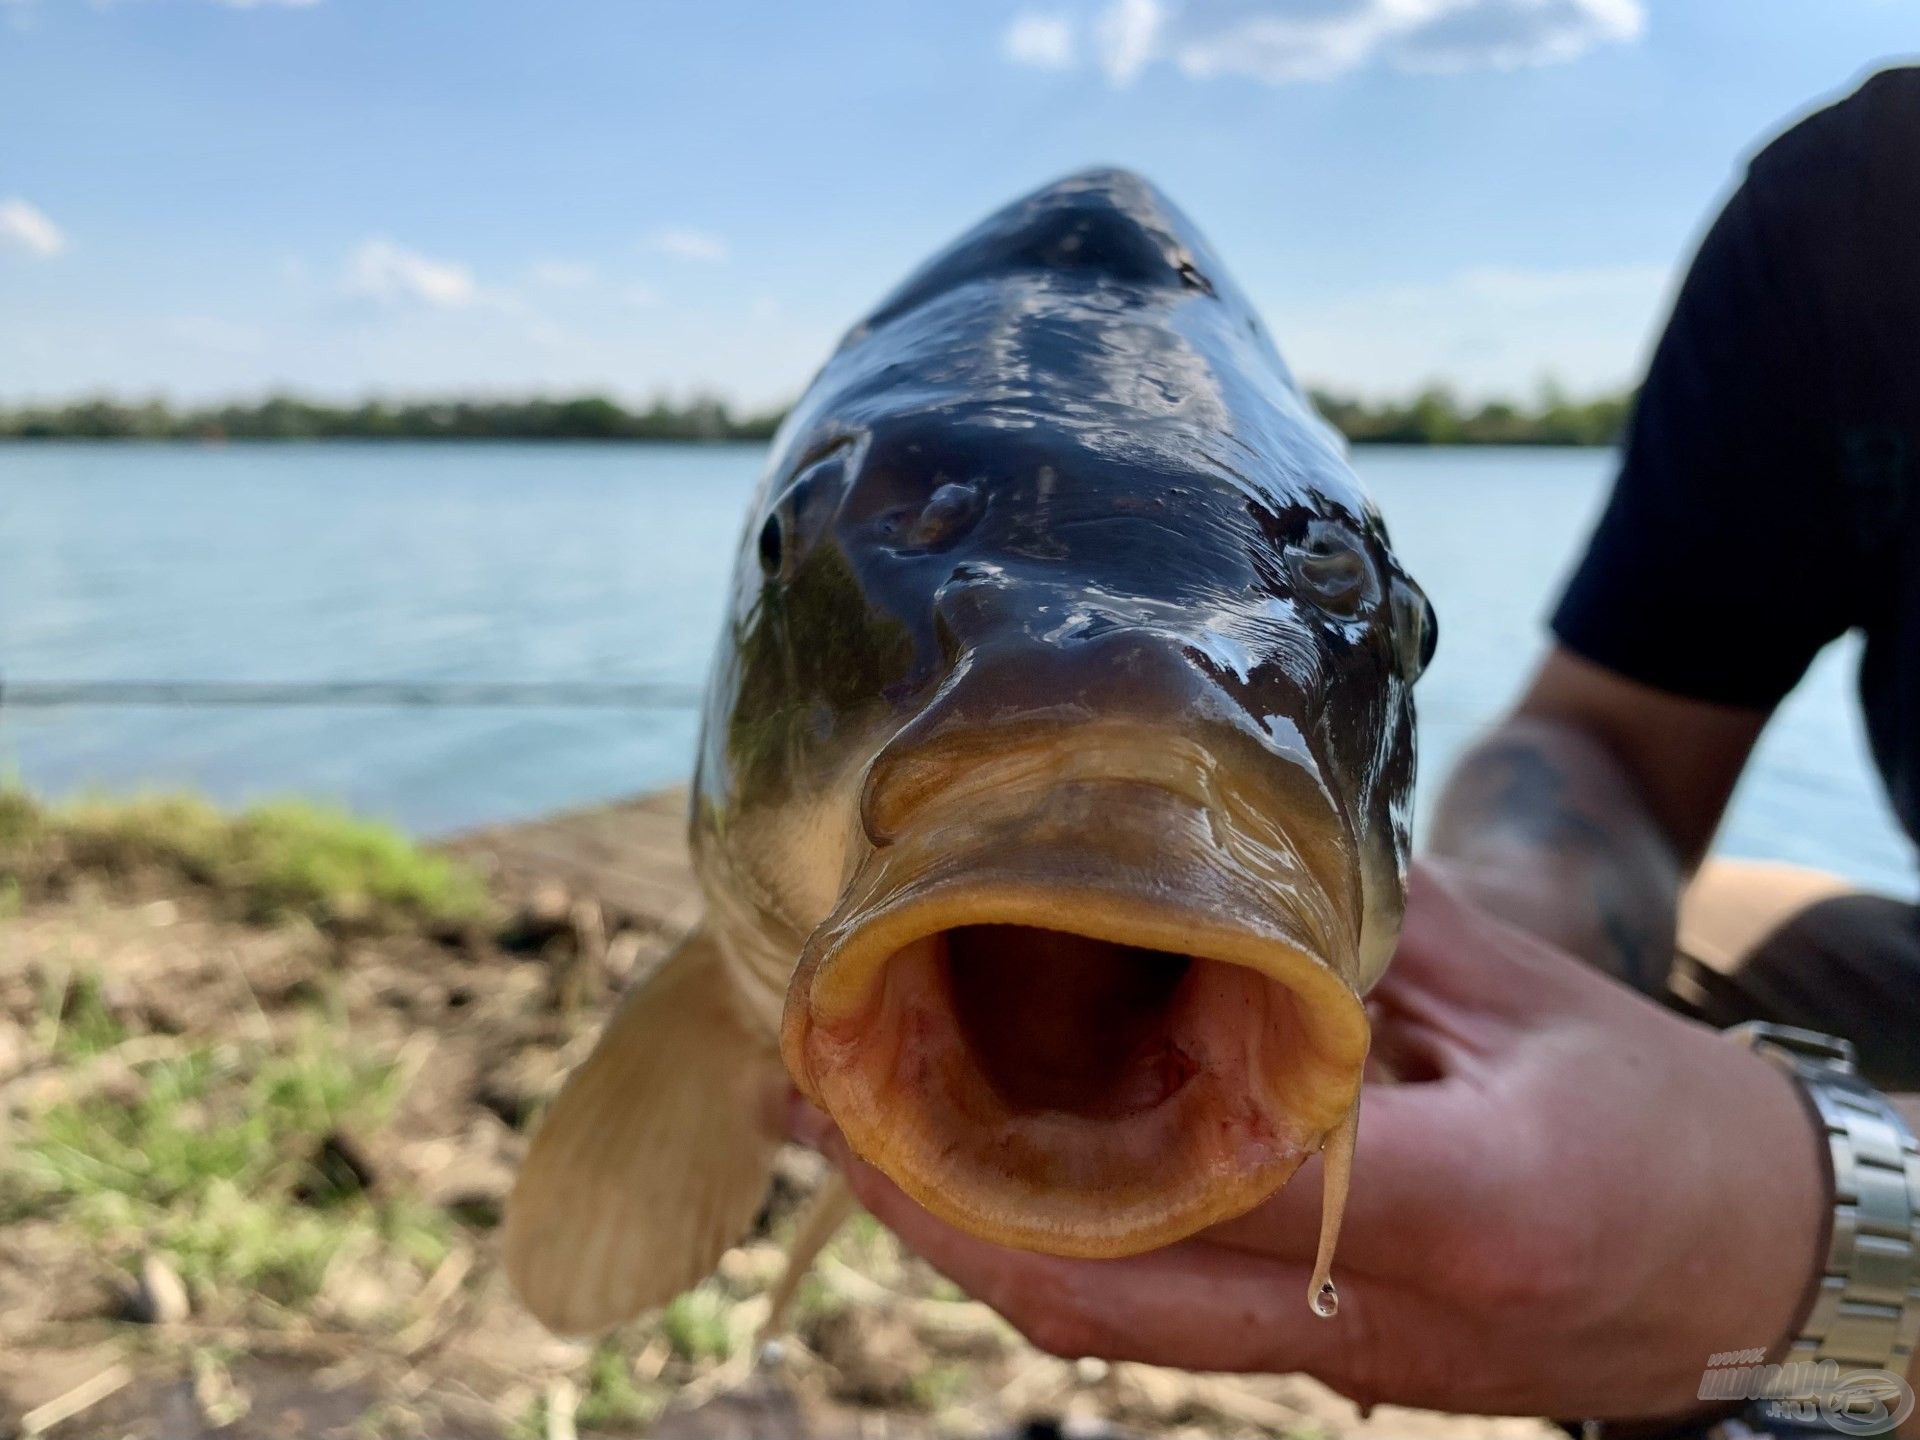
504,168,1436,1335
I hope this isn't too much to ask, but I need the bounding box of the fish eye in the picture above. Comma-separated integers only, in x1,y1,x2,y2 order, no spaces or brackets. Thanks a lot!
757,512,785,578
1287,523,1377,616
758,445,854,582
1391,576,1438,678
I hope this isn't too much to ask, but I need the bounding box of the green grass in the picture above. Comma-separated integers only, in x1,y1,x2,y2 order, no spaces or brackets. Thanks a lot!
577,1341,670,1429
907,1361,971,1413
660,1285,738,1365
510,1341,670,1438
3,1026,440,1309
0,785,40,848
830,1210,913,1287
0,785,491,932
44,970,132,1059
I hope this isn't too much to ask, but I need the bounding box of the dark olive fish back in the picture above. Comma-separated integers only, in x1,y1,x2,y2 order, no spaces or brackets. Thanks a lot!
699,167,1431,990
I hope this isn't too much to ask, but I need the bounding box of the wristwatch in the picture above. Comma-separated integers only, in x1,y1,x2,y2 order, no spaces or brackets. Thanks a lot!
1728,1021,1920,1373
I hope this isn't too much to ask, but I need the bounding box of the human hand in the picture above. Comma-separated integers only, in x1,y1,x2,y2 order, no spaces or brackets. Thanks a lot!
793,865,1829,1422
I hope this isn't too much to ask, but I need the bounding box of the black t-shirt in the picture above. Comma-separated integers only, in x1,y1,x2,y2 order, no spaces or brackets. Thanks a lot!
1552,67,1920,851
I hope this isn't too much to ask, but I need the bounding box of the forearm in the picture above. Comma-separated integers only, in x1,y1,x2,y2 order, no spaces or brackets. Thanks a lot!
1427,715,1685,989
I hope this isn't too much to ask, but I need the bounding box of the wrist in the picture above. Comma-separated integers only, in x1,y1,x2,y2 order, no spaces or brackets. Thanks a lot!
1700,1028,1920,1437
1737,1045,1836,1365
1634,1035,1832,1419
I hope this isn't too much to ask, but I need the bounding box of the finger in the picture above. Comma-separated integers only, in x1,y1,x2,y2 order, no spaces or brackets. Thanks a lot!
826,1131,1471,1406
831,1135,1318,1368
798,1030,1512,1280
1203,1074,1511,1275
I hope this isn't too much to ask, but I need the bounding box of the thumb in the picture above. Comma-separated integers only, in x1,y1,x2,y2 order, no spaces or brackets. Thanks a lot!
1203,1068,1509,1278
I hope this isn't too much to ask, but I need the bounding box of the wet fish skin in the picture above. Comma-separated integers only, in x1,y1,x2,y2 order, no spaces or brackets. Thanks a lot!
504,168,1435,1337
698,167,1430,1001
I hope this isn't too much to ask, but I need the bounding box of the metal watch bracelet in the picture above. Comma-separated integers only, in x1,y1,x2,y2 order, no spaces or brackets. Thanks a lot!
1728,1021,1920,1372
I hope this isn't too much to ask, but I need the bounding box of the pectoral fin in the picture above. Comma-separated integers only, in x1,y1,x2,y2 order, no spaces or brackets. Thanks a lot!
503,925,784,1335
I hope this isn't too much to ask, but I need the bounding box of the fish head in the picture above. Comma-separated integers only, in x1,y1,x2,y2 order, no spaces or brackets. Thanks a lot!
695,169,1435,1257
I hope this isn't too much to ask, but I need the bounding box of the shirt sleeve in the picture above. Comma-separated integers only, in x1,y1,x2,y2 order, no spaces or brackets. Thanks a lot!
1549,172,1848,711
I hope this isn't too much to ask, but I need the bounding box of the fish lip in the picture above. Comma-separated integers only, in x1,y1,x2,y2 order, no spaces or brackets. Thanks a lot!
856,719,1364,968
862,714,1339,852
780,779,1369,1257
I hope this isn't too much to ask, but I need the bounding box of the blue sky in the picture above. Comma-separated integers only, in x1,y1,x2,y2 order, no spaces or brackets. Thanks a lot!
1,0,1914,407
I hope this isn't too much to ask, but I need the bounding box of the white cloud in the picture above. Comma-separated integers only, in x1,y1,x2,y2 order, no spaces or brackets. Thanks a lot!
529,259,595,289
647,228,728,263
0,198,65,259
1005,0,1645,86
620,284,662,308
1004,11,1079,67
1392,0,1642,72
1096,0,1166,82
341,238,475,308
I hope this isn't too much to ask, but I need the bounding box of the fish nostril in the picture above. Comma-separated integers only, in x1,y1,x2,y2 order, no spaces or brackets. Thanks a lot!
906,480,984,551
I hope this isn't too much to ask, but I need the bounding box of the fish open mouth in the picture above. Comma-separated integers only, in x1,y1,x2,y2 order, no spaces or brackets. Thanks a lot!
781,781,1369,1257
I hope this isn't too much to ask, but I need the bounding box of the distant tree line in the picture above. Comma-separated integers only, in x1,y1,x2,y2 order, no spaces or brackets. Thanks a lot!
0,384,1632,447
1307,383,1633,448
0,393,786,443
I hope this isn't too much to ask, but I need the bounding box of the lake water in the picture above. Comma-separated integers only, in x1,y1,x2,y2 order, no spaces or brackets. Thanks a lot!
2,442,1911,897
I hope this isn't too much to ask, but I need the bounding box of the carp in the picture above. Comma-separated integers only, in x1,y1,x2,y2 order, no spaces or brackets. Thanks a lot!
504,168,1436,1335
